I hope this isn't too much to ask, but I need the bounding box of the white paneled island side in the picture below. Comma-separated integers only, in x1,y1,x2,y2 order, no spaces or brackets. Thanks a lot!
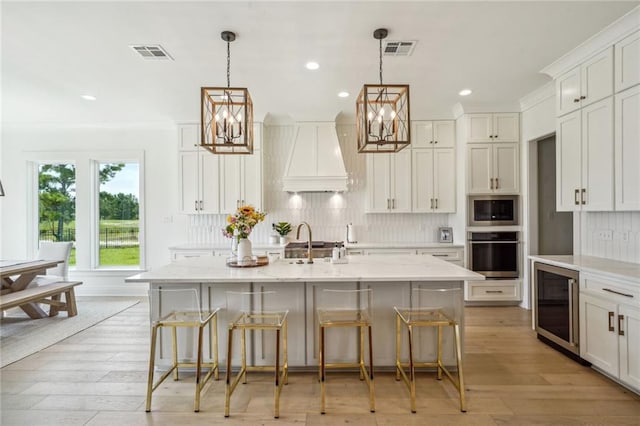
126,255,485,369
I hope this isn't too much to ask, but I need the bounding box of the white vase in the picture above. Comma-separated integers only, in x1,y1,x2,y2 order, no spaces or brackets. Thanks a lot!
237,238,253,265
279,235,288,246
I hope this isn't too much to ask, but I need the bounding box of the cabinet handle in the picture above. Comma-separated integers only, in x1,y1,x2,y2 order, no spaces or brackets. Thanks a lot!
574,189,580,205
580,95,586,100
603,288,634,298
608,311,615,332
430,198,434,209
573,98,580,103
387,198,390,209
494,134,498,139
195,200,198,211
434,140,438,144
618,315,625,336
581,188,586,205
435,198,438,209
486,290,504,294
490,178,494,189
489,135,494,139
495,178,499,189
392,199,396,209
430,140,433,144
432,254,448,257
199,200,203,210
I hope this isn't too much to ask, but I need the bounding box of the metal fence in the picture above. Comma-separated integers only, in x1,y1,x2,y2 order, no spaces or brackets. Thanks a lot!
40,228,139,248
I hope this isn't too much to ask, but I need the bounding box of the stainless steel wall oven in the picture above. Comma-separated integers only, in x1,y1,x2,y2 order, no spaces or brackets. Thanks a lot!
468,232,519,278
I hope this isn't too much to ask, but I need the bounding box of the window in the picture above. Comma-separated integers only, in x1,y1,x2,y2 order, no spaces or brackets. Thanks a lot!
98,162,140,267
38,163,77,265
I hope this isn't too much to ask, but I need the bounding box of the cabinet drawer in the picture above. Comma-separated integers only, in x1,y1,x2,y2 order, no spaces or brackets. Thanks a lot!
581,273,639,306
171,250,214,261
417,248,462,262
466,280,520,301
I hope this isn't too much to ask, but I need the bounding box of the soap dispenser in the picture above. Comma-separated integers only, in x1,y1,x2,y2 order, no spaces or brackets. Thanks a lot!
332,243,340,262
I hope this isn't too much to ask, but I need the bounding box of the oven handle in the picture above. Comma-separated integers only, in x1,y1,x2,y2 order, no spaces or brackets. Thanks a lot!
568,279,576,347
468,241,518,244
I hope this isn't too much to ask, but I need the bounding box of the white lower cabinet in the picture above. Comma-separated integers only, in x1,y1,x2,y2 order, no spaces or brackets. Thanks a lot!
417,247,463,267
465,280,521,302
580,273,640,392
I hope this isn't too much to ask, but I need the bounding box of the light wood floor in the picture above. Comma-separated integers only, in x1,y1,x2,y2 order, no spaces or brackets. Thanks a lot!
1,300,639,425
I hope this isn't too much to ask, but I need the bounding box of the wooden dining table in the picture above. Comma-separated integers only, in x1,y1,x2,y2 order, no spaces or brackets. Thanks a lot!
1,259,63,318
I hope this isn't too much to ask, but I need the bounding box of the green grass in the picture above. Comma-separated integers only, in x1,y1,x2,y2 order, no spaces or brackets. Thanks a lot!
100,247,140,266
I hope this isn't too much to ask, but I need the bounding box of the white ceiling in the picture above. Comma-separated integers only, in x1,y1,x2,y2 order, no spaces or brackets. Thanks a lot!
2,1,638,125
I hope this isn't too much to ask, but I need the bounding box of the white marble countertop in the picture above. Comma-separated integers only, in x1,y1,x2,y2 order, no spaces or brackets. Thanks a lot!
126,254,484,283
529,255,640,283
169,242,464,251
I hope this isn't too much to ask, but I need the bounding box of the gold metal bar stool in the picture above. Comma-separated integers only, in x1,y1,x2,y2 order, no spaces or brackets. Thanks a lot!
146,288,219,412
224,290,288,418
394,287,466,413
317,288,375,414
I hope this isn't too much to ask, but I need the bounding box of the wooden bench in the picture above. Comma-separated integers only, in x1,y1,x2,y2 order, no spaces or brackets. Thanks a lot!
0,281,82,317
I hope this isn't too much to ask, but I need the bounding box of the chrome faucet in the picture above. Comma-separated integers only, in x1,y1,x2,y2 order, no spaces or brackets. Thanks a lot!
296,221,313,264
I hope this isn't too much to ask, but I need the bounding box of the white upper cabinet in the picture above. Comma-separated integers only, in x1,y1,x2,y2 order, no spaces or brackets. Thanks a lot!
412,148,456,213
366,150,411,213
413,120,455,148
467,113,519,143
556,98,614,212
556,47,613,116
615,85,640,211
467,143,519,194
615,30,640,93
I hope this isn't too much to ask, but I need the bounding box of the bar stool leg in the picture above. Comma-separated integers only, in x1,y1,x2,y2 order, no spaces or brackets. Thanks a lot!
320,325,326,414
395,314,402,381
274,328,281,419
436,325,443,381
171,326,179,380
145,324,159,412
367,324,375,413
283,317,289,385
454,323,467,412
359,325,365,380
212,314,219,380
408,324,416,413
224,326,234,418
241,328,247,384
194,325,204,412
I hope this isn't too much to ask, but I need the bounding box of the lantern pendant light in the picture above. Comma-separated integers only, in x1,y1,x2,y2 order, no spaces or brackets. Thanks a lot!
356,28,411,153
201,31,254,154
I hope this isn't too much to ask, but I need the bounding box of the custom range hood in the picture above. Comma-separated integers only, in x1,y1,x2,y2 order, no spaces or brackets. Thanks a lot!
282,122,348,192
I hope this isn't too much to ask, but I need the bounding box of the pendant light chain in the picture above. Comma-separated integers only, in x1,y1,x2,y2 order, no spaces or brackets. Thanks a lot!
226,40,231,88
379,36,383,85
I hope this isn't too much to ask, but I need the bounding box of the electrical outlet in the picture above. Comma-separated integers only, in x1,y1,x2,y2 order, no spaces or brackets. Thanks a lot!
622,231,630,242
162,216,173,224
599,230,613,241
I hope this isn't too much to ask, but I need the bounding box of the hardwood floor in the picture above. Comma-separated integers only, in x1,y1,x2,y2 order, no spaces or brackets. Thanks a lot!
1,300,638,425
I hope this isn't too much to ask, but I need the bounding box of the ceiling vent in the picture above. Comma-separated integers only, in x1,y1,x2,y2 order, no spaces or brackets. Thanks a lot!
129,45,173,60
383,40,417,56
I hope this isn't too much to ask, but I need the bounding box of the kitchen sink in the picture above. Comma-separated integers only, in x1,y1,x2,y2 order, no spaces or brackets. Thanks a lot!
284,241,343,259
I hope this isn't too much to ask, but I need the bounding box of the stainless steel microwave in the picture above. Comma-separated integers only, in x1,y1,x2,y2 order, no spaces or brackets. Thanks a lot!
468,195,518,226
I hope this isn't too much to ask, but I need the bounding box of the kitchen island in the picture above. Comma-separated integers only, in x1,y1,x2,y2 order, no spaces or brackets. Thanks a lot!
126,254,484,369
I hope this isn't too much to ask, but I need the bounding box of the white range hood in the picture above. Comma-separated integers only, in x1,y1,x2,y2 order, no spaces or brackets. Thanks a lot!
282,122,348,192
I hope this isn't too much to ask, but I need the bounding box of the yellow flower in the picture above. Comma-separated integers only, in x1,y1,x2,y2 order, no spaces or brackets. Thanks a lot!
226,215,233,223
240,205,254,215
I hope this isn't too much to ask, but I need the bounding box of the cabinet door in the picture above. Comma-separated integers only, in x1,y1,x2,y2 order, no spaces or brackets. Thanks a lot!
493,143,519,194
556,111,582,211
467,144,492,194
179,123,200,151
615,30,640,93
179,151,200,214
367,154,392,212
413,121,434,148
219,156,242,213
619,304,640,390
492,113,519,142
253,282,306,367
556,66,581,116
433,120,456,147
411,149,434,212
199,152,220,214
580,294,619,377
580,47,613,108
362,281,410,367
581,97,613,211
615,86,640,211
242,151,262,210
433,148,456,212
390,149,412,212
467,114,493,143
306,282,358,366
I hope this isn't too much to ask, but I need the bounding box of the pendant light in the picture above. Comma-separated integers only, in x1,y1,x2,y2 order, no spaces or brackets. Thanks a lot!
201,31,254,154
356,28,411,153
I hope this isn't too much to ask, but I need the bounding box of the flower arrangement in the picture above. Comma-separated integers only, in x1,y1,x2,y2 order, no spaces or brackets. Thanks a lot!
222,205,266,240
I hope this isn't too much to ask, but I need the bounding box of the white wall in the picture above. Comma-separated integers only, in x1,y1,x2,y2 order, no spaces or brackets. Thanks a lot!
0,123,187,295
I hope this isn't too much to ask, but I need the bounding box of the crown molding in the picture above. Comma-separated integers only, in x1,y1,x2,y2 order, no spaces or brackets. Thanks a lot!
519,81,555,112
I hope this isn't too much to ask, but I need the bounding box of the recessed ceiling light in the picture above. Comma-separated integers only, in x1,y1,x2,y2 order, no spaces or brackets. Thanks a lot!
338,91,349,98
81,94,97,101
305,61,319,70
458,89,472,96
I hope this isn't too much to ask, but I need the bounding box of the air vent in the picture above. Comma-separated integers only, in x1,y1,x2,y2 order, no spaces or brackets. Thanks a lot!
129,45,173,60
383,40,417,56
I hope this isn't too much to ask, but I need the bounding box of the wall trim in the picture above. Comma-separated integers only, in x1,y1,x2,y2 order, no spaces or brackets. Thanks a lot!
541,6,640,78
519,82,555,112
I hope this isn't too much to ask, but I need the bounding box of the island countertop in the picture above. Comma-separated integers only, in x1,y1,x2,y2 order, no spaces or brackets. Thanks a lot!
126,254,485,283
